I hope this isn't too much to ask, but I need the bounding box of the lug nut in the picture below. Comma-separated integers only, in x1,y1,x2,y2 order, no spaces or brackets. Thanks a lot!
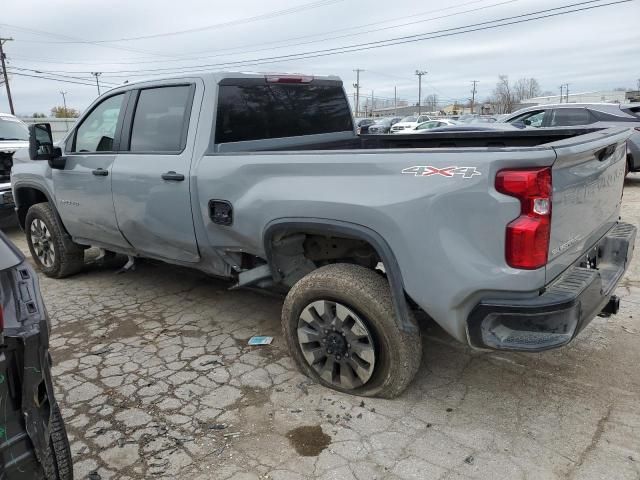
336,355,341,360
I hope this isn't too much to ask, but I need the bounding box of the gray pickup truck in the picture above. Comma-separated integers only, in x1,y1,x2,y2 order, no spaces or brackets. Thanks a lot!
10,72,636,398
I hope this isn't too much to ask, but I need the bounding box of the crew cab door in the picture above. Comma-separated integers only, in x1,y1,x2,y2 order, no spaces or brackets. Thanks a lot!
54,92,131,249
111,82,200,262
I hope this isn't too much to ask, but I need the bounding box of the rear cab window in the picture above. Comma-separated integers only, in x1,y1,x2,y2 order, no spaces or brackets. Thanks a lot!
214,78,353,144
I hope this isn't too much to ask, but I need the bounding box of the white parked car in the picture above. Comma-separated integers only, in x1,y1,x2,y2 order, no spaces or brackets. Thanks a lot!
1,113,29,227
403,119,458,133
390,115,432,133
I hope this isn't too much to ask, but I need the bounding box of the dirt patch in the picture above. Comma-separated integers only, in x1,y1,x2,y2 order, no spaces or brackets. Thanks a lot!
286,425,331,457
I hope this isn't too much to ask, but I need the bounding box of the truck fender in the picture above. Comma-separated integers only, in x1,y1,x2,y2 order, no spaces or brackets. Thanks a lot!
263,218,418,333
12,182,69,236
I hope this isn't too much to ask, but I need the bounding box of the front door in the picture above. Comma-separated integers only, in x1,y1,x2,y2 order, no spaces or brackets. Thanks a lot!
53,92,131,249
111,82,200,263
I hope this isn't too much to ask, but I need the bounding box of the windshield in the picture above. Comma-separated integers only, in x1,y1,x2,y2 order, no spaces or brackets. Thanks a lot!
400,116,417,123
0,117,29,141
374,118,392,126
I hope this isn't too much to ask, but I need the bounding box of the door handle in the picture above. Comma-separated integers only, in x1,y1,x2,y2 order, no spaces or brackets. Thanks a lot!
92,168,109,176
161,171,185,181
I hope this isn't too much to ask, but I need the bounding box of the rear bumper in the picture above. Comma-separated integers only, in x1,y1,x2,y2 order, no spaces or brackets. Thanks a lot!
467,222,636,352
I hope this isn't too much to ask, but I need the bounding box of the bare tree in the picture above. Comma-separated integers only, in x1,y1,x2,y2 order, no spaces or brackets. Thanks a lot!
493,75,515,114
513,77,541,103
424,94,438,112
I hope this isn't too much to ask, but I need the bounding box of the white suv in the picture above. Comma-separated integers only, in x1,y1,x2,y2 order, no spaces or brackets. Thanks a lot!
390,114,432,133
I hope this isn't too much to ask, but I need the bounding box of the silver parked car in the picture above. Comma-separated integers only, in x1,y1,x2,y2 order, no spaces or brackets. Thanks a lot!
503,103,640,172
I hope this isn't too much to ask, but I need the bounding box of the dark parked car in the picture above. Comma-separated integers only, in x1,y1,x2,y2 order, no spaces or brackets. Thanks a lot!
503,103,640,172
367,116,402,134
355,118,375,135
0,231,72,479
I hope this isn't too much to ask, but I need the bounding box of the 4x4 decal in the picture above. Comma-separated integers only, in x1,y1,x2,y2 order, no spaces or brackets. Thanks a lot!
402,165,482,178
402,166,481,178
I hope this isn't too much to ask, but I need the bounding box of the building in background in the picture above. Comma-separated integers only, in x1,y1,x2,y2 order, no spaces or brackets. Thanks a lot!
518,90,632,107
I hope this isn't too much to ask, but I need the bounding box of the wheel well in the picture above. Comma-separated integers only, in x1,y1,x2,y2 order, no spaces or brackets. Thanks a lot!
269,232,381,288
264,222,417,333
14,187,49,229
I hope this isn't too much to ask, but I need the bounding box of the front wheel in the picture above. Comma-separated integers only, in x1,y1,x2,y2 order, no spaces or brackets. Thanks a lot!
25,203,84,278
282,263,422,398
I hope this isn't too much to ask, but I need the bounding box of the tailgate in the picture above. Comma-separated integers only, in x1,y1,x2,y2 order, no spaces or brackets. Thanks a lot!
546,127,632,282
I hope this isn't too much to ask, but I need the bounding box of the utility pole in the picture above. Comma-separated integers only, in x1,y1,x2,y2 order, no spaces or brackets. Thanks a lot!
559,85,564,103
564,83,570,103
470,80,478,115
60,91,69,129
353,69,364,117
0,37,15,115
91,72,102,95
415,70,427,115
394,86,397,116
371,90,374,116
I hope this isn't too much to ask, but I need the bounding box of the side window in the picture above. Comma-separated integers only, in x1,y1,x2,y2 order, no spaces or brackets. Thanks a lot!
74,94,125,152
508,110,546,127
549,108,594,126
129,86,192,153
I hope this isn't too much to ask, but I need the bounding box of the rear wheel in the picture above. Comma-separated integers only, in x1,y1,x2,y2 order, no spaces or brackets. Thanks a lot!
282,263,422,398
25,203,84,278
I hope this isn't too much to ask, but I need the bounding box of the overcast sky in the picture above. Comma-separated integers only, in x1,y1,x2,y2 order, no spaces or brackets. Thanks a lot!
2,0,639,115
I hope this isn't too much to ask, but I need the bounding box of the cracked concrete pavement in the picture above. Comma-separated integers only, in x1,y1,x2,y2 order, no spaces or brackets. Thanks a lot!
3,175,640,480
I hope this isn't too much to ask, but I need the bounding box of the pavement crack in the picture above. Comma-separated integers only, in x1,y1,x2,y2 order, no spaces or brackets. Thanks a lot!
567,403,613,479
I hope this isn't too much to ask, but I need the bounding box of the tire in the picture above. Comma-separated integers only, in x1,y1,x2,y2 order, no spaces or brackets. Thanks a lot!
282,263,422,398
48,404,73,480
25,202,84,278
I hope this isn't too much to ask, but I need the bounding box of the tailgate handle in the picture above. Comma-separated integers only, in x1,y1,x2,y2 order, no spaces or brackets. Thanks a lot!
595,144,617,162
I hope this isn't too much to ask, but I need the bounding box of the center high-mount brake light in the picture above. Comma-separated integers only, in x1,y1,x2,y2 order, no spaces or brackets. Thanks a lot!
265,75,313,84
495,167,552,269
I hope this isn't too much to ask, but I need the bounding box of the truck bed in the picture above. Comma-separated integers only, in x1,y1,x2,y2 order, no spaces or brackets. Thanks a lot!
232,127,604,152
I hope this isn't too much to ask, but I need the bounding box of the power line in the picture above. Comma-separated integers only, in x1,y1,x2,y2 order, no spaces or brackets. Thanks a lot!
37,0,626,77
6,70,106,87
6,0,518,67
3,0,344,44
0,23,171,58
8,66,118,87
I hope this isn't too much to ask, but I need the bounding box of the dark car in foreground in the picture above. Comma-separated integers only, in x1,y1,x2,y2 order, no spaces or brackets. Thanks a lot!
502,103,640,172
0,231,72,479
355,118,375,135
367,116,402,134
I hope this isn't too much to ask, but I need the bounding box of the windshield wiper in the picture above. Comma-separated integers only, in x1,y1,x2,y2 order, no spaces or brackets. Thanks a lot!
0,138,27,141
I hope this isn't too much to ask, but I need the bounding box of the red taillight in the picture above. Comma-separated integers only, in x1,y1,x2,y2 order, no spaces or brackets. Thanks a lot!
496,167,552,269
265,75,313,84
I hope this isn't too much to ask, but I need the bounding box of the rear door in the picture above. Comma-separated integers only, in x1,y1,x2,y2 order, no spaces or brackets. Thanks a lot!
111,81,201,263
54,92,131,249
546,128,631,281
